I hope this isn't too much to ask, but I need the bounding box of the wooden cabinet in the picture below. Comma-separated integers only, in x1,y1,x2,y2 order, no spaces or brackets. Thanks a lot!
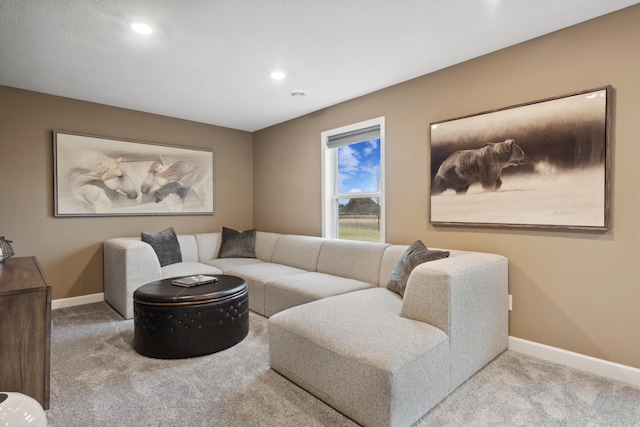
0,256,51,409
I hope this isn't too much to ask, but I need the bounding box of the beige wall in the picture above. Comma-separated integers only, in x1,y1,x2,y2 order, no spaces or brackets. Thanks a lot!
0,86,254,301
254,6,640,368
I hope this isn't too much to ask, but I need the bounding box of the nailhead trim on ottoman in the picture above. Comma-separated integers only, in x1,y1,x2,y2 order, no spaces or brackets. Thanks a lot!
133,275,248,359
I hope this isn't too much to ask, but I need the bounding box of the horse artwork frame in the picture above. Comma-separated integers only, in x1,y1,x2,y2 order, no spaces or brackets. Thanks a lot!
429,86,612,230
53,132,214,217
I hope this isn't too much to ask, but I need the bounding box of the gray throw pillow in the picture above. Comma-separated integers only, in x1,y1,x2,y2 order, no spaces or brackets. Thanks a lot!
141,227,182,267
218,227,256,258
387,240,449,297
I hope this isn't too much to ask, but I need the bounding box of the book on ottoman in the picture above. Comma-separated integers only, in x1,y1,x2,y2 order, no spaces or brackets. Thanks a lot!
171,275,219,287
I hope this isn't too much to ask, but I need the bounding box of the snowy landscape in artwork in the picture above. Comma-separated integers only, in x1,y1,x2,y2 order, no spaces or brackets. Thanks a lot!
430,86,610,230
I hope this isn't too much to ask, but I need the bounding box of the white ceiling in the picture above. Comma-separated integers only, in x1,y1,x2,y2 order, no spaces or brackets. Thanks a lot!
1,1,638,132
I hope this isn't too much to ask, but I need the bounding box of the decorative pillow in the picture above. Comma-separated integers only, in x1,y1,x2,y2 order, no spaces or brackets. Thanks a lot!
387,240,449,297
218,227,256,258
141,227,182,267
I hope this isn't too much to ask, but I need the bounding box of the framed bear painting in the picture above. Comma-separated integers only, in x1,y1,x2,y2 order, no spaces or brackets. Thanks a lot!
429,86,611,230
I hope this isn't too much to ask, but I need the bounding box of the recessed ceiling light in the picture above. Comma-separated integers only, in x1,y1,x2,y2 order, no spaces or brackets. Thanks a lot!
270,71,286,80
131,22,153,35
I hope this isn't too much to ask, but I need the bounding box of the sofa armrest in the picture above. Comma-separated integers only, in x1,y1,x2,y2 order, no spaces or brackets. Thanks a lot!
401,252,508,390
104,238,162,319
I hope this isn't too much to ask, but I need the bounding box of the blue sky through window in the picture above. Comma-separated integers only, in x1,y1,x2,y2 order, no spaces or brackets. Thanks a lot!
338,138,381,194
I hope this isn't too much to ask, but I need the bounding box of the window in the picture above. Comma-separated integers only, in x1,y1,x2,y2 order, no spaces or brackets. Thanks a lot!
322,117,385,242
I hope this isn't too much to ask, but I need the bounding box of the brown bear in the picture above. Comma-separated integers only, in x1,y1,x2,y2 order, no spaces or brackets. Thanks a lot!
432,139,528,195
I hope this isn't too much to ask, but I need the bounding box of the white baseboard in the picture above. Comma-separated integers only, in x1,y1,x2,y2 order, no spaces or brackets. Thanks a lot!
52,292,104,310
509,336,640,389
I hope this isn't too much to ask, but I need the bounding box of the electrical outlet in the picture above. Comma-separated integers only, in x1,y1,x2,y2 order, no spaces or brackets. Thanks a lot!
509,294,513,311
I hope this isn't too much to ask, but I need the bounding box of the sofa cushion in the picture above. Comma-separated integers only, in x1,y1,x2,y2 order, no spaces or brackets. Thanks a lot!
194,232,221,261
378,245,407,285
271,235,324,271
141,227,182,267
264,272,374,317
176,235,199,262
224,262,308,316
387,240,449,297
218,227,256,258
317,239,389,285
255,231,280,262
205,257,264,271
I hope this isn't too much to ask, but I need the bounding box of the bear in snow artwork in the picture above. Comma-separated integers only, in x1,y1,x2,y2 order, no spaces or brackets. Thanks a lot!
432,139,529,195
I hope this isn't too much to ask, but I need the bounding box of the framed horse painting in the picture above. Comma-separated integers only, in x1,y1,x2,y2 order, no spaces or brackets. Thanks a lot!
53,132,214,217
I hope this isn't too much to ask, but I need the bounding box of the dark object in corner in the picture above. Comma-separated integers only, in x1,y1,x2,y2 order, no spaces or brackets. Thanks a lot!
0,236,15,263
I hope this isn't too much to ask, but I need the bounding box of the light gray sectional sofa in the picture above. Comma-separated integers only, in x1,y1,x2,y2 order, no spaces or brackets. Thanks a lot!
103,230,509,427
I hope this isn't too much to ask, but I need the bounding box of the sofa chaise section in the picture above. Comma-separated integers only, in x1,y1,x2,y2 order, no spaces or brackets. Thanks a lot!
268,250,509,427
269,288,450,427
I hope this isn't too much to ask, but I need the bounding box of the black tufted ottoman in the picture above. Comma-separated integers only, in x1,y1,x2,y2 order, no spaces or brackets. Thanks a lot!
133,275,248,359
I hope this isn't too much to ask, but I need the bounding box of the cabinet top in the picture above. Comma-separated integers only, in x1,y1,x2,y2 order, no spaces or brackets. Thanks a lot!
0,256,51,295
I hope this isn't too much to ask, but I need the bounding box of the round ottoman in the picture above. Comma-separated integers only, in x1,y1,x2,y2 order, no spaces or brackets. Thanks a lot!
133,274,248,359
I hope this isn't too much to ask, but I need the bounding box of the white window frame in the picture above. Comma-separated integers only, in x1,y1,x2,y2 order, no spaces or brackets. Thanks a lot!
321,116,385,242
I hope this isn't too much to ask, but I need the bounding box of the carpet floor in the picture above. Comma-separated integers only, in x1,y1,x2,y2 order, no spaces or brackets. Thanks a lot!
46,302,640,426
